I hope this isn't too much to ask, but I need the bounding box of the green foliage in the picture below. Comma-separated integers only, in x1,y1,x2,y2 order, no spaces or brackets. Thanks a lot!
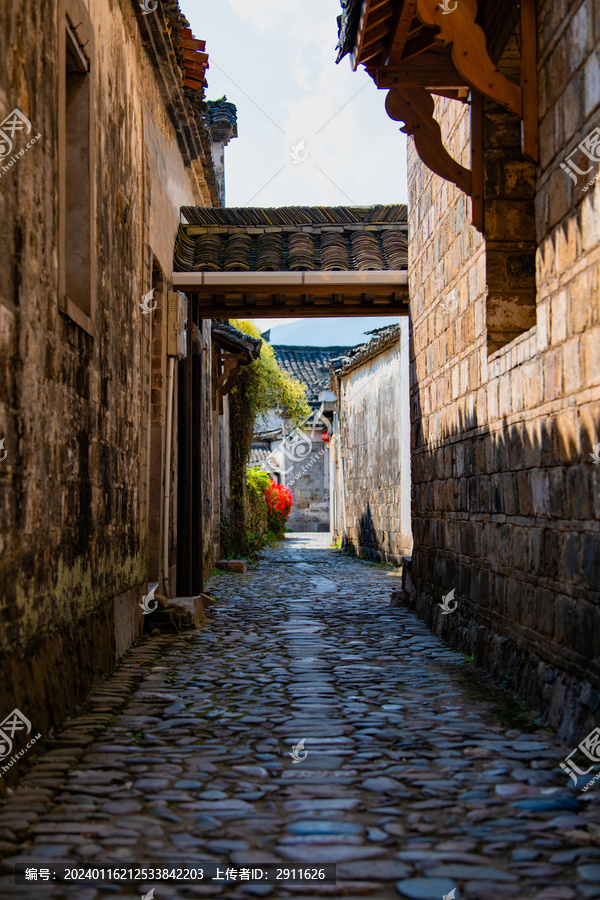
230,320,311,426
247,465,272,498
221,467,291,560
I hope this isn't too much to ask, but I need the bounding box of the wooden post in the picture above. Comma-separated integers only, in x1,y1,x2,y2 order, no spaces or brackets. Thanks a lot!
520,0,539,162
176,309,195,597
191,305,204,596
470,90,484,233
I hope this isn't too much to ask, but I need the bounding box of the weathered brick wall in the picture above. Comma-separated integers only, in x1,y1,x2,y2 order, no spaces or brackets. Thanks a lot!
336,335,412,563
0,0,212,759
408,0,600,742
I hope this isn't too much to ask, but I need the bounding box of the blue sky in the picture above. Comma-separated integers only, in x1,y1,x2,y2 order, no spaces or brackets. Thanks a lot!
180,0,407,334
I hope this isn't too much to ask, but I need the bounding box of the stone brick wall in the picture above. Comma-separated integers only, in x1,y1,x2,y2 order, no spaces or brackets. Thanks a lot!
408,0,600,742
334,330,412,563
0,0,215,765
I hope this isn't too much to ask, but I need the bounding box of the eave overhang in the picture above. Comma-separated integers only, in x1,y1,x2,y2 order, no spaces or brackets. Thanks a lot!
173,270,409,318
341,0,539,233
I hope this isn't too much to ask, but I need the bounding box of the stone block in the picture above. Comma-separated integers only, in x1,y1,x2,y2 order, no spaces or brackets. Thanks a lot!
193,597,207,629
582,180,600,249
567,465,593,520
584,327,600,383
548,168,572,229
551,290,568,345
504,577,521,621
390,590,409,608
529,527,543,574
576,598,600,659
535,587,555,638
512,526,528,571
562,336,582,395
582,532,600,590
543,348,563,401
570,267,595,334
216,559,248,573
501,473,518,515
562,69,586,148
515,470,531,516
554,593,576,646
566,2,591,71
541,528,560,580
562,532,581,583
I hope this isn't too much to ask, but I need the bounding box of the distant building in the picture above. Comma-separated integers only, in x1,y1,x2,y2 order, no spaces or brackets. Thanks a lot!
253,346,353,532
331,325,412,563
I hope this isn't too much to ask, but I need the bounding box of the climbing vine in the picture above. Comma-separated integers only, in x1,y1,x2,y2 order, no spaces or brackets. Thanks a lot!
230,320,311,427
224,321,310,557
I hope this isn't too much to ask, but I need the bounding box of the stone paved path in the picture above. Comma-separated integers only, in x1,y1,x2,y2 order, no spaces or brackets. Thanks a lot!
1,534,600,900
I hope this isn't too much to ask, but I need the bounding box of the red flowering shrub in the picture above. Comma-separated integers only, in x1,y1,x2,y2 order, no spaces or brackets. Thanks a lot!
265,482,293,536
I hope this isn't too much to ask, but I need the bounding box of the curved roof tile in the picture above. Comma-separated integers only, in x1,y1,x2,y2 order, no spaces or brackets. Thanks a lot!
174,205,408,273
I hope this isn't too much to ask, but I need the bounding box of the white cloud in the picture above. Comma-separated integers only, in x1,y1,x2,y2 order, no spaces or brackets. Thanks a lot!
226,0,288,34
182,0,408,207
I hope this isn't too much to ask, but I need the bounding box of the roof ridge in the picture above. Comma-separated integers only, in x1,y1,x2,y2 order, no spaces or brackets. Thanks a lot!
181,204,408,227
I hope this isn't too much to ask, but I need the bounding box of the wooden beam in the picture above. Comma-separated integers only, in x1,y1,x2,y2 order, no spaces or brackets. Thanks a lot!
384,0,417,65
371,53,465,88
353,0,373,71
385,86,472,195
365,0,395,31
400,28,439,62
193,293,409,318
431,88,470,101
415,0,523,117
520,0,539,161
188,281,407,298
361,42,388,65
362,22,392,52
470,90,484,232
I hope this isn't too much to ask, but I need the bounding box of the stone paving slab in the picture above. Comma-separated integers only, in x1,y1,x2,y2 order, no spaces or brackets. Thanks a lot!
0,533,599,899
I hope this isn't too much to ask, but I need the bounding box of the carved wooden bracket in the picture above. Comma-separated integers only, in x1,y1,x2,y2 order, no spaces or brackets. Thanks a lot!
216,352,246,396
386,86,471,195
415,0,523,118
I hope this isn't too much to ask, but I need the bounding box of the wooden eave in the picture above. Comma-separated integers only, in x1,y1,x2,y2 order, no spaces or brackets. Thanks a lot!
172,271,409,318
351,0,539,232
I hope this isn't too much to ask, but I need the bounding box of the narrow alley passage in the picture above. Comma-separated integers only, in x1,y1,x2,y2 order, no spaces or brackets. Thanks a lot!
1,537,599,900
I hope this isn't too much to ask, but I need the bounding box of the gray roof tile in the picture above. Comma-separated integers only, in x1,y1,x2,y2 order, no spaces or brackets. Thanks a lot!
273,345,354,403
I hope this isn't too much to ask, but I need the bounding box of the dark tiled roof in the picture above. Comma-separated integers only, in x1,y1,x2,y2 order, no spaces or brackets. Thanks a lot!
153,4,209,94
205,96,238,143
212,322,262,359
273,346,354,403
182,205,406,227
249,447,281,473
178,27,209,92
133,1,219,205
175,206,408,273
330,324,400,375
335,0,364,63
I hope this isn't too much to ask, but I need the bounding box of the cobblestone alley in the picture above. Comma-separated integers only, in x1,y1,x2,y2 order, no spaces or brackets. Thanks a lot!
1,535,600,900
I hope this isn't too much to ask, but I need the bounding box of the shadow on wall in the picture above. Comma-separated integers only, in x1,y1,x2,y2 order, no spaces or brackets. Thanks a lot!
343,502,375,559
344,502,406,565
408,331,600,744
